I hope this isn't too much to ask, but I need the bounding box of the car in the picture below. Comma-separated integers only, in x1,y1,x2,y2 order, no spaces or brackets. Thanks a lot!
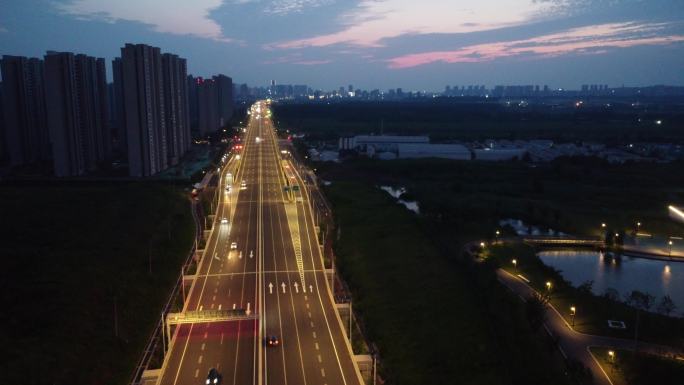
206,368,222,384
267,335,280,346
221,218,228,224
230,242,237,249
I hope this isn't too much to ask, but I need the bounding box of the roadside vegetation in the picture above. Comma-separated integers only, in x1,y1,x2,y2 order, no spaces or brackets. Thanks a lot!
326,182,574,385
0,182,194,385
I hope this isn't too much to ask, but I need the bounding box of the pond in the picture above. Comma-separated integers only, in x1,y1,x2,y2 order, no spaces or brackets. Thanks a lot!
538,250,684,314
379,186,420,214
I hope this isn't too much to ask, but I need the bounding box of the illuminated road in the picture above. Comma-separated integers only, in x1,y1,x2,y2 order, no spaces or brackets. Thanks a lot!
157,101,362,385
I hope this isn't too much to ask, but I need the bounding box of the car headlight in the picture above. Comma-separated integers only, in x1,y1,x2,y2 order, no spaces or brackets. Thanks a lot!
206,380,210,384
214,379,218,384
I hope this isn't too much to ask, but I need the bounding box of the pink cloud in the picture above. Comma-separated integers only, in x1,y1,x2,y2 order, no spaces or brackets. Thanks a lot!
386,22,684,69
269,0,556,49
291,59,332,65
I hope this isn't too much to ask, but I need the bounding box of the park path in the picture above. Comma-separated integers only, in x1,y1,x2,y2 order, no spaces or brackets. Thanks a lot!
496,269,684,385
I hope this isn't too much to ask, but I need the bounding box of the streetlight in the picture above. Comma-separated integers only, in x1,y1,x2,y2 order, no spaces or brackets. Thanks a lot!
608,350,616,372
601,223,606,228
669,240,674,258
480,242,485,248
512,259,517,271
570,306,576,327
545,281,552,297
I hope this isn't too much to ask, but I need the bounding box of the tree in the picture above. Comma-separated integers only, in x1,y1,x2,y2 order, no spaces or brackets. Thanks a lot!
625,290,655,351
657,295,676,317
577,280,594,295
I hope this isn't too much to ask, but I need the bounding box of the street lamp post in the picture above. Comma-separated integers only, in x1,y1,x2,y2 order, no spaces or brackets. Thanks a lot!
570,306,576,327
495,230,500,243
608,350,615,372
669,240,673,258
545,281,552,298
512,259,517,272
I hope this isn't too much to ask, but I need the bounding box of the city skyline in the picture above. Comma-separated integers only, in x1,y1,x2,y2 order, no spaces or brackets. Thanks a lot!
1,1,684,90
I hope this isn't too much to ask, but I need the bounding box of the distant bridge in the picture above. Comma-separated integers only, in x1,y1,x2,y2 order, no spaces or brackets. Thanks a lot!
521,236,604,247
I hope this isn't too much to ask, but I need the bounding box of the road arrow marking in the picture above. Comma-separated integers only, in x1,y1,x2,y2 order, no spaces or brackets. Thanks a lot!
246,302,251,315
281,282,287,293
250,250,254,258
239,251,243,259
268,282,273,294
309,285,313,293
294,282,299,293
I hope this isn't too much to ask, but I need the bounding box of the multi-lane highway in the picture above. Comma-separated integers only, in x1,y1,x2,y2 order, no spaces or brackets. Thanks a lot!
157,101,362,385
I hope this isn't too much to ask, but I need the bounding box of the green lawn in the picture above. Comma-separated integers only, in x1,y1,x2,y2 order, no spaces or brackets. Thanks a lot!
326,181,572,385
0,182,194,385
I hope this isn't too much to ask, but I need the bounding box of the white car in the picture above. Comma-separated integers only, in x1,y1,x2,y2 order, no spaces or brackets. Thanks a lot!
221,218,228,224
230,242,238,249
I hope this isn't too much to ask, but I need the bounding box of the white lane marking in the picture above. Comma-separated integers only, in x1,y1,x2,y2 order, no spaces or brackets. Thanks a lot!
294,282,299,293
309,285,313,293
306,303,309,309
308,311,312,318
313,331,317,339
321,368,326,377
218,304,222,310
201,343,205,351
246,302,251,315
268,282,273,294
220,332,224,345
212,295,216,301
194,369,199,378
315,342,319,350
199,305,203,311
233,303,236,310
317,354,322,363
310,321,314,327
198,355,203,363
204,332,208,339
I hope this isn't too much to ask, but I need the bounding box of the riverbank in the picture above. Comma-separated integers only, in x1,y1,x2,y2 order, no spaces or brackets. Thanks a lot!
484,242,684,347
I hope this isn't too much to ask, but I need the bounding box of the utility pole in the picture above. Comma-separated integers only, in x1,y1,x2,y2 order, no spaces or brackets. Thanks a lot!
161,312,166,354
114,296,119,338
349,298,353,345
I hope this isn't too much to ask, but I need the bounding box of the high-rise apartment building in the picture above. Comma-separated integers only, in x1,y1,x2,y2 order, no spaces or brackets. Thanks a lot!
213,74,233,127
44,51,110,176
162,53,190,166
111,57,127,154
0,55,50,167
198,77,219,135
120,43,167,177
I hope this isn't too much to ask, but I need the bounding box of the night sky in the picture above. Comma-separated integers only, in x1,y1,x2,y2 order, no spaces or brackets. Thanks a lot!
1,0,683,90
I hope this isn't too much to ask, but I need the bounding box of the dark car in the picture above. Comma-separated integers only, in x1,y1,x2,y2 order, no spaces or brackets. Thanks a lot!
267,335,280,346
206,368,222,384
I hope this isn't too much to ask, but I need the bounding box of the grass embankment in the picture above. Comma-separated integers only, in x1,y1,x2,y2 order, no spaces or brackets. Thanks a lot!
0,182,194,385
326,182,572,385
485,243,684,347
590,347,684,385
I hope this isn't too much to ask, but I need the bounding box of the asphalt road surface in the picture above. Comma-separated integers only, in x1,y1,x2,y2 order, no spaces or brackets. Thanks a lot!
158,101,362,385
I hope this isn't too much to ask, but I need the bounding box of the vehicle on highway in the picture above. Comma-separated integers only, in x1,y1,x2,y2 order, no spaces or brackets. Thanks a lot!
221,218,228,224
230,242,237,249
267,335,280,346
240,180,247,190
206,368,222,384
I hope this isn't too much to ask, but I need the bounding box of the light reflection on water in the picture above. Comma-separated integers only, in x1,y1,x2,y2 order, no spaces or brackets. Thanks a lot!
538,250,684,313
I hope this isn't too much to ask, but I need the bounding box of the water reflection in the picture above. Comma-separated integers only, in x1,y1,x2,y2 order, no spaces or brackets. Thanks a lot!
538,250,684,314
